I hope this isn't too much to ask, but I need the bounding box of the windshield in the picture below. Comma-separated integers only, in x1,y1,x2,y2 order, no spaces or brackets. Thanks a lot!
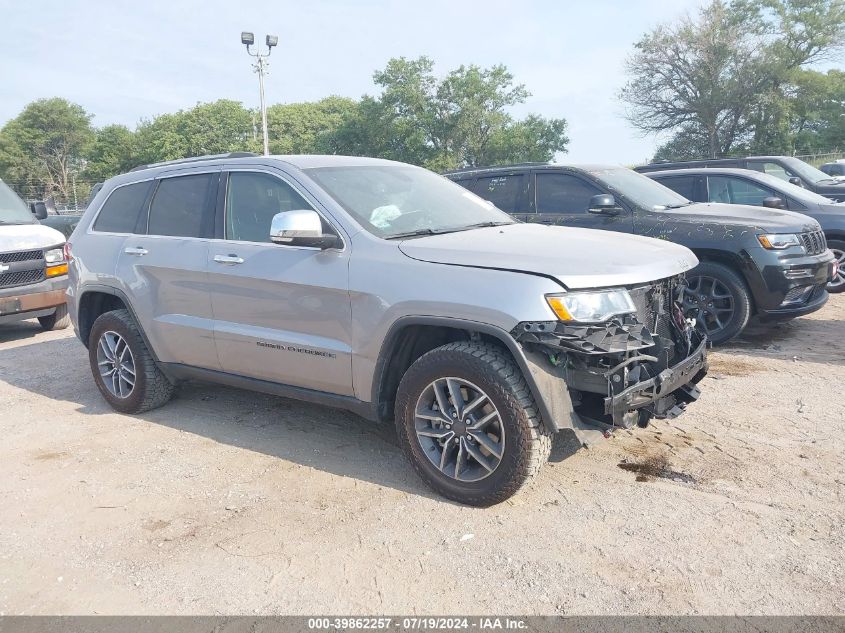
779,157,838,185
748,170,837,205
0,180,35,224
587,167,691,210
306,165,514,238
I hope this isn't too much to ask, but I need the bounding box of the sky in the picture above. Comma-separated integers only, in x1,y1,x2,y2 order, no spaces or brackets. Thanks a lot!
0,0,707,164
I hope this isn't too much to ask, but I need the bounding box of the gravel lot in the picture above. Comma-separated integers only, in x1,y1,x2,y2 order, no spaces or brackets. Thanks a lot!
0,295,843,615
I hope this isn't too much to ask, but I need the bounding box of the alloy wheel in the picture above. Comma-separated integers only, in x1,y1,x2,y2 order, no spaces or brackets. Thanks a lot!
414,377,505,482
829,248,845,291
682,275,735,337
96,330,136,399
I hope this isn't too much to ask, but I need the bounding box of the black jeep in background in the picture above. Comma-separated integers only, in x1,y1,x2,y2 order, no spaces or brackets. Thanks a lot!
445,164,836,345
643,167,845,293
634,156,845,203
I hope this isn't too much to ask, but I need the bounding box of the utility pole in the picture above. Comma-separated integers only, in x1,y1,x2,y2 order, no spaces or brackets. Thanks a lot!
241,32,278,156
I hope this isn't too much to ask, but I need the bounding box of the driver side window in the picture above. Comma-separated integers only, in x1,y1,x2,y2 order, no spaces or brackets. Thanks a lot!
225,171,315,243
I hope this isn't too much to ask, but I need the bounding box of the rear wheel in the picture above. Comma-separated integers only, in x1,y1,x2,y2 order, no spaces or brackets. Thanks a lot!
395,342,551,506
683,262,751,345
38,304,70,331
88,309,175,414
827,240,845,293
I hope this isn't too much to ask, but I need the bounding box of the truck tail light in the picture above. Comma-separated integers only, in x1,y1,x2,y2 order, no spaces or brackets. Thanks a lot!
63,242,73,262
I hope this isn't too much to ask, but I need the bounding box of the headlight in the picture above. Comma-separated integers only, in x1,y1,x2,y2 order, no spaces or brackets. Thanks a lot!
757,234,800,250
44,247,65,264
546,289,637,323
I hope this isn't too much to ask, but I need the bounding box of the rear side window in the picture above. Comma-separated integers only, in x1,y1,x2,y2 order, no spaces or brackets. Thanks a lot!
708,176,774,206
93,181,153,233
148,174,214,238
535,172,602,214
469,174,526,213
654,176,697,201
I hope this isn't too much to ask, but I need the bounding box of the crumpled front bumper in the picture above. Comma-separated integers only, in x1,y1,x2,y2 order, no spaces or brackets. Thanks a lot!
605,338,707,423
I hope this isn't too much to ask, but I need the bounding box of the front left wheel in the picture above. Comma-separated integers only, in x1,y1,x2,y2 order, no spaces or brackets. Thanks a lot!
88,309,175,414
38,304,70,331
394,342,551,506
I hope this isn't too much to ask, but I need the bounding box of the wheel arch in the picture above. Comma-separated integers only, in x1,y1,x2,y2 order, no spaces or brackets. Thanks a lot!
77,286,157,360
688,248,757,311
372,316,567,433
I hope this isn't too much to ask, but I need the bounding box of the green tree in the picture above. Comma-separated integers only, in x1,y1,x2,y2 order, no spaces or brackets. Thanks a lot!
622,0,845,159
0,98,94,202
83,124,136,183
134,99,254,165
266,96,358,154
327,57,568,169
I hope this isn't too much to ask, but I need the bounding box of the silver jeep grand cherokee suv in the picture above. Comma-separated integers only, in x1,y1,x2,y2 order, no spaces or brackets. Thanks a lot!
66,153,708,505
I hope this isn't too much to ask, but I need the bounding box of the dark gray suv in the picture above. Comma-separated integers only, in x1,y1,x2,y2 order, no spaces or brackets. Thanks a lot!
446,164,836,344
65,153,709,505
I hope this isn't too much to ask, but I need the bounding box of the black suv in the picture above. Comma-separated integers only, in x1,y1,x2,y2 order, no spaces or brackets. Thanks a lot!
634,156,845,203
445,164,836,344
644,167,845,293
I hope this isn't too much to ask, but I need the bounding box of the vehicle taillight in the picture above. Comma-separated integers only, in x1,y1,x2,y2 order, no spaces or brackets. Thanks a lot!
63,242,73,262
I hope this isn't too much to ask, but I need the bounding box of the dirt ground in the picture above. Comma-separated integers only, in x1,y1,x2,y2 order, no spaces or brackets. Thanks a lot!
0,295,843,616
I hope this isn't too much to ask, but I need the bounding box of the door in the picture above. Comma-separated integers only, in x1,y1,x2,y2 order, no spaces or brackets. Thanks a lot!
115,171,219,370
533,171,634,231
208,169,354,396
467,173,531,221
706,175,778,206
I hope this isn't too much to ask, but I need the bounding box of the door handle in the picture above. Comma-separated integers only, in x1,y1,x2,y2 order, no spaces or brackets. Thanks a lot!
124,247,148,256
214,254,244,265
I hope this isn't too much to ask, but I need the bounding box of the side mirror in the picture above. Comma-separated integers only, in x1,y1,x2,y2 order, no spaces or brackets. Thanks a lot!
270,210,340,249
762,196,785,209
788,177,802,187
587,194,622,216
32,201,48,220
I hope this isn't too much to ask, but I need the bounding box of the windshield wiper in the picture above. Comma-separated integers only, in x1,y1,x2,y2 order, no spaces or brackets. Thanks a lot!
384,228,443,240
455,221,514,230
664,202,693,209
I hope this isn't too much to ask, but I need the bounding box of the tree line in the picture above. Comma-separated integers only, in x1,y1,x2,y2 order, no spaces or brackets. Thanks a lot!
621,0,845,160
0,56,568,205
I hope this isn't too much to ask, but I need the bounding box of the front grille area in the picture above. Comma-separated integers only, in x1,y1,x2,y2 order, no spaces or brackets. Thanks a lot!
0,249,44,264
629,278,681,362
800,230,827,255
0,268,45,289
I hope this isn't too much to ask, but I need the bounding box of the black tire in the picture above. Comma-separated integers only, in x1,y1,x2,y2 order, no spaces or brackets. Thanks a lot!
826,239,845,294
395,341,552,506
38,303,70,331
88,309,175,414
684,261,751,345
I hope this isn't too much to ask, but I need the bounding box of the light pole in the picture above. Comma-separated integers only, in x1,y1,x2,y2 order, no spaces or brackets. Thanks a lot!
241,31,278,156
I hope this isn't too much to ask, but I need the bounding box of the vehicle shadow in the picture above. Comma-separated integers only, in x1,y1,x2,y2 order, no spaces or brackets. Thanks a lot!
1,335,519,504
0,319,50,344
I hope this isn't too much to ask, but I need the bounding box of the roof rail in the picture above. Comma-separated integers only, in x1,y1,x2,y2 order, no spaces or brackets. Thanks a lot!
129,151,259,173
443,161,550,175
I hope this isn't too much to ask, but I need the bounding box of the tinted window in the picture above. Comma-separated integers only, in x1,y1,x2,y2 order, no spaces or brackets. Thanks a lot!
654,176,697,201
148,174,214,238
469,174,525,213
226,171,314,243
536,173,603,214
708,176,774,206
93,181,153,233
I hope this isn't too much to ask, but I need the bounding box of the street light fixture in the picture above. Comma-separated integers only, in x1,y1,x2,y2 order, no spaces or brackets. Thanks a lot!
241,31,277,156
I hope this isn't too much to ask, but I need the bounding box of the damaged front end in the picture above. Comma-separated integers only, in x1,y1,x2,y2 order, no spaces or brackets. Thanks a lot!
513,275,708,440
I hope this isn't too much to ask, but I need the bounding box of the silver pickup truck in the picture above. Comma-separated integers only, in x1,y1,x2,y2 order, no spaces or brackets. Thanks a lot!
66,154,708,505
0,179,70,331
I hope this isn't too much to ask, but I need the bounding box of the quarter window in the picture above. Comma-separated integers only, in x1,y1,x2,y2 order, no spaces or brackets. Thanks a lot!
468,174,526,213
535,173,603,214
225,171,314,243
148,174,214,238
93,181,154,233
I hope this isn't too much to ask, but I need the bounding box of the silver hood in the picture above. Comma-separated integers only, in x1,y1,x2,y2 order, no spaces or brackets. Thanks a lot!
398,224,698,289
